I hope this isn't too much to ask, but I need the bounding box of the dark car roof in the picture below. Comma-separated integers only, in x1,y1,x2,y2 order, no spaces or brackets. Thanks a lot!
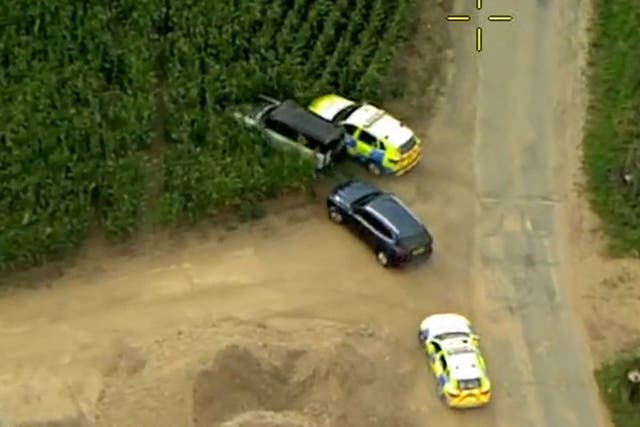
268,100,345,145
365,195,424,236
335,180,380,199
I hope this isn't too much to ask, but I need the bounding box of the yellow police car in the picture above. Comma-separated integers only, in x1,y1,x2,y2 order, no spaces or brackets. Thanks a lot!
309,94,422,176
418,313,492,408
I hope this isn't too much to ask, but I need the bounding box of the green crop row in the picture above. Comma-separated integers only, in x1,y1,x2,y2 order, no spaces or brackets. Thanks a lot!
0,0,419,271
0,1,155,269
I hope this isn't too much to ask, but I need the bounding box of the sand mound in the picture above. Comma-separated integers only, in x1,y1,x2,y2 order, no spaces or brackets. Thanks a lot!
191,322,417,427
88,319,420,426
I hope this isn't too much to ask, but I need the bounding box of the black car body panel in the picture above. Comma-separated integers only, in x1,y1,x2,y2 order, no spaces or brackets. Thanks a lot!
235,97,347,171
266,100,346,148
327,180,433,267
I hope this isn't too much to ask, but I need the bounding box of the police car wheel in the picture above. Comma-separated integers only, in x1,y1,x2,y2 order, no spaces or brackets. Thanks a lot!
367,162,382,176
328,207,343,224
376,251,390,267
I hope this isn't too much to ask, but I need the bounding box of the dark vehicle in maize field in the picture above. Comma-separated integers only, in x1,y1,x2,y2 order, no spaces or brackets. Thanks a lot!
326,180,433,267
234,96,349,171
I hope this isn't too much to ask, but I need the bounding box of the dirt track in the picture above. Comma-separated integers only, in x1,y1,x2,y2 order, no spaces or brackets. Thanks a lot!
0,0,618,426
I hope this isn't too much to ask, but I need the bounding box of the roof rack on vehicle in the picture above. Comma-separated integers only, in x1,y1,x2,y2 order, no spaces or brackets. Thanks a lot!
362,108,386,128
258,94,281,104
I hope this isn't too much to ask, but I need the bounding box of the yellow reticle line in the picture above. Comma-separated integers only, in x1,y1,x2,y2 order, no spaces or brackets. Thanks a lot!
488,15,513,21
446,1,514,52
447,15,471,21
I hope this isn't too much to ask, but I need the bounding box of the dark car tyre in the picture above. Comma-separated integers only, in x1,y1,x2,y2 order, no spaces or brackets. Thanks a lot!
328,206,344,224
367,162,382,176
376,250,390,267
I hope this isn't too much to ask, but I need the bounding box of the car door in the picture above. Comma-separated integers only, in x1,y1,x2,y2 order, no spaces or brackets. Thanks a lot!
350,207,374,241
355,210,393,249
352,128,378,162
263,119,321,169
434,353,449,393
426,340,442,366
263,118,299,148
357,130,384,164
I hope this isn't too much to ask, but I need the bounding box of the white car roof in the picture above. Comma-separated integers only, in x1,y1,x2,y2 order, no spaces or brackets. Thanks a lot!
344,104,414,148
447,352,483,380
316,97,356,122
419,313,472,337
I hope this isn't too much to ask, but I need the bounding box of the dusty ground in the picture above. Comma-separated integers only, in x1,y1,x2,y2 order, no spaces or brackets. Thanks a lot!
0,0,631,426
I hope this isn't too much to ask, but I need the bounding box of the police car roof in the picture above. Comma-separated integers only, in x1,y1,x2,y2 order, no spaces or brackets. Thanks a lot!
269,100,344,145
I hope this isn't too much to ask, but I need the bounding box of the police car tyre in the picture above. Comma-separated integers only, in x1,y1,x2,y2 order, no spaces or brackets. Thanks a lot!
328,206,343,224
367,162,382,176
376,251,390,267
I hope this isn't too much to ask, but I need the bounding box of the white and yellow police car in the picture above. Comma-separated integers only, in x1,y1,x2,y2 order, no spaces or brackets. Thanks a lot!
309,94,422,176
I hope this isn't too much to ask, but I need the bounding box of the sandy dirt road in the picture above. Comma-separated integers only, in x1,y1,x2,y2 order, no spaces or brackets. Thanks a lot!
0,0,611,426
465,0,608,426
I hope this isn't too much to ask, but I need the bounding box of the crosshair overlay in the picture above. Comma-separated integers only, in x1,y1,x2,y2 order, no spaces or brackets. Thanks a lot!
447,0,513,52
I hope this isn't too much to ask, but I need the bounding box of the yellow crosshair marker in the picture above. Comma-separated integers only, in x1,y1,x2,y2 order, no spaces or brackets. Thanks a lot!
446,1,513,52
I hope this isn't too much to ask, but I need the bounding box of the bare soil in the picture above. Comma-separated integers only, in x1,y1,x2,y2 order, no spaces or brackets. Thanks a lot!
0,4,454,426
0,1,628,427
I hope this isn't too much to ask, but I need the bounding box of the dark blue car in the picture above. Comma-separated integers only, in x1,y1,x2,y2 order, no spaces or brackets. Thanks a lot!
326,180,433,267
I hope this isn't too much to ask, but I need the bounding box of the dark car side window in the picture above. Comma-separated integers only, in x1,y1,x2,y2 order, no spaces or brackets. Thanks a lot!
343,123,358,136
359,130,377,146
264,118,298,141
358,210,392,239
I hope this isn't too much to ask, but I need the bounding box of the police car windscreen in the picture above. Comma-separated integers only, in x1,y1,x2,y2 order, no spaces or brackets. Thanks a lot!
399,136,417,154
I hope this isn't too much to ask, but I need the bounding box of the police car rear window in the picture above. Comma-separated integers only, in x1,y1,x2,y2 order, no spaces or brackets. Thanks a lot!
458,378,481,390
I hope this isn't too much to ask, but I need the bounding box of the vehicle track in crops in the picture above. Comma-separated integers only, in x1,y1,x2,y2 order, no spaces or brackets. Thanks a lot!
0,1,611,426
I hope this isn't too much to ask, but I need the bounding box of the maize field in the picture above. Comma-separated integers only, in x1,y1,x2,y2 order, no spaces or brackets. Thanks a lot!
0,0,418,269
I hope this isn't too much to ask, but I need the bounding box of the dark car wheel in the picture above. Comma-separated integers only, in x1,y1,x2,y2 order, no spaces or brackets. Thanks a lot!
376,250,390,267
328,206,344,224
